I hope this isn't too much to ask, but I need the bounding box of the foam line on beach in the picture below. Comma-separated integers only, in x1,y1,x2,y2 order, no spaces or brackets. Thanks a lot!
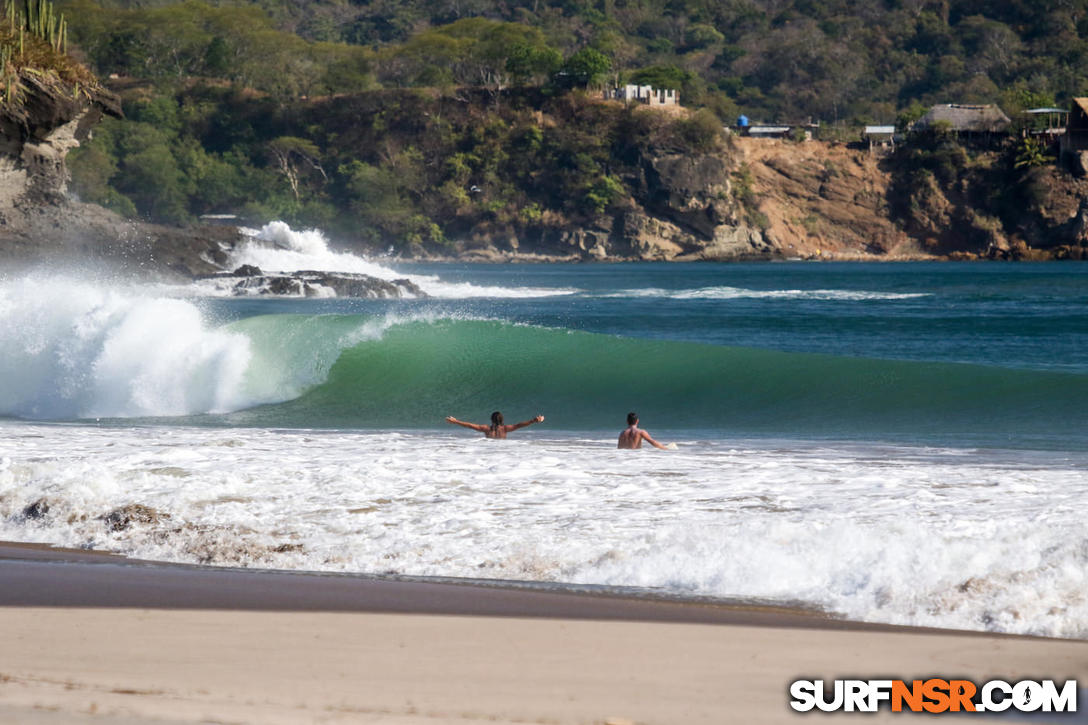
0,541,888,630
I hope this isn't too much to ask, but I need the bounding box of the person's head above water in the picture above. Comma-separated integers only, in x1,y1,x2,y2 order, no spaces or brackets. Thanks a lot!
618,411,668,449
491,411,504,427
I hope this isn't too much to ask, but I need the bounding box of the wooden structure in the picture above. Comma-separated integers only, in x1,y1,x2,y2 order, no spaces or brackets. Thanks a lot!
914,104,1011,139
1022,107,1067,133
863,125,896,152
1061,98,1088,154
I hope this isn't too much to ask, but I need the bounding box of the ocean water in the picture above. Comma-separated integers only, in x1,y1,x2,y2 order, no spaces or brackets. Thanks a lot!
1,222,1087,637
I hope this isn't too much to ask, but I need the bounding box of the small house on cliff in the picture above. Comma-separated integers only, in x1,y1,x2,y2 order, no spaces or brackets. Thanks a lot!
915,104,1011,140
1061,98,1088,154
863,125,897,152
1022,107,1067,136
604,84,679,107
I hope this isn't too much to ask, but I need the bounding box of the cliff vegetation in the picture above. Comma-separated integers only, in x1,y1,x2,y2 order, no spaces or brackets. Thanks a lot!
5,0,1088,264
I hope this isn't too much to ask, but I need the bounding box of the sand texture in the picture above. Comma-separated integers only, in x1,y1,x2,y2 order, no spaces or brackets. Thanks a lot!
1,544,1085,724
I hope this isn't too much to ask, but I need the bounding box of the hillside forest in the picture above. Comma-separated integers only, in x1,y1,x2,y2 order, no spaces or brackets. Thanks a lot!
44,0,1088,251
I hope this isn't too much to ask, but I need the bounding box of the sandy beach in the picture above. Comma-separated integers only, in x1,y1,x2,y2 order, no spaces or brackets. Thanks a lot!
1,543,1086,724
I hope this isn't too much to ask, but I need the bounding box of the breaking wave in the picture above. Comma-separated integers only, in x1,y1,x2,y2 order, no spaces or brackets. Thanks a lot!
3,275,1086,449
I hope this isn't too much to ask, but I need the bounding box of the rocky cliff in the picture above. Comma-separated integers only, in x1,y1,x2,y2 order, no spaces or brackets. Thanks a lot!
618,148,773,260
6,71,1088,271
0,71,119,206
463,134,1088,263
457,133,775,262
452,134,920,262
0,67,242,277
734,138,923,260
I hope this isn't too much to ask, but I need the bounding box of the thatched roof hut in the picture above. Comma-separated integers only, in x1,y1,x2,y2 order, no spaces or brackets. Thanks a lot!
916,104,1011,133
1061,98,1088,154
1068,98,1088,130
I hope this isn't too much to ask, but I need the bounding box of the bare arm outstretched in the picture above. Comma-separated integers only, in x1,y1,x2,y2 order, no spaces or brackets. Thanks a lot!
445,416,489,433
504,414,544,432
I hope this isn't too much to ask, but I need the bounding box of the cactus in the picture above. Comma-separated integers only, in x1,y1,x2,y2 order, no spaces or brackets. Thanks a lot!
2,0,70,48
0,0,82,108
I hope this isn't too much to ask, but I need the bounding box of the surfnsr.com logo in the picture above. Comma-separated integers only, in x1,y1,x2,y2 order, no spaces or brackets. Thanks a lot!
789,679,1078,713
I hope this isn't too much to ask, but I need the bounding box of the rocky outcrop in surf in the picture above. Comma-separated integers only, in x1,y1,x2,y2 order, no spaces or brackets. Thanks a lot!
102,504,170,532
200,266,428,298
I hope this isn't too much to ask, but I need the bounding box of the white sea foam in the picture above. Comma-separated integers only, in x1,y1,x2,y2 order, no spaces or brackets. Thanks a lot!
215,222,577,299
0,276,401,419
597,286,930,301
0,276,255,419
3,421,1085,638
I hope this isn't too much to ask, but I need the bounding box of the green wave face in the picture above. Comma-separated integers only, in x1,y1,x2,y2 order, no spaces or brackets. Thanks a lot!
221,317,1088,446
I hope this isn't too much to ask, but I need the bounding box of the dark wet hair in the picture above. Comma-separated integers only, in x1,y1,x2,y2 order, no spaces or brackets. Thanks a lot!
627,412,638,425
490,411,504,429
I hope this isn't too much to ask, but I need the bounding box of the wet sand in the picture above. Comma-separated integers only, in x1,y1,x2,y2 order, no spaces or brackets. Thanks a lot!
1,542,1085,724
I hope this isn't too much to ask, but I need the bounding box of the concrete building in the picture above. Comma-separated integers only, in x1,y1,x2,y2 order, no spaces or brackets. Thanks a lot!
604,84,679,107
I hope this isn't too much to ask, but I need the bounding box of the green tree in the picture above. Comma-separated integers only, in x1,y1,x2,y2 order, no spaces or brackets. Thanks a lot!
583,173,624,214
628,64,702,103
506,42,561,86
118,145,190,222
561,47,611,88
267,136,326,201
685,24,724,50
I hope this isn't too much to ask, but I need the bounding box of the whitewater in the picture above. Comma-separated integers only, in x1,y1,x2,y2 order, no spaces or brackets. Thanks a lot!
2,222,1087,638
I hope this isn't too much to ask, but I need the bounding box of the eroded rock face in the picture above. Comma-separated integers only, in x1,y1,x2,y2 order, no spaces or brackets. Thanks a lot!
499,142,770,262
636,152,735,238
1066,198,1088,244
0,71,121,210
736,138,919,259
0,72,246,278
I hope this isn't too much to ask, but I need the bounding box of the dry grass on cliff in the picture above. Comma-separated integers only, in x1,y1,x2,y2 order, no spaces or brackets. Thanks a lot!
1,9,100,110
2,31,96,82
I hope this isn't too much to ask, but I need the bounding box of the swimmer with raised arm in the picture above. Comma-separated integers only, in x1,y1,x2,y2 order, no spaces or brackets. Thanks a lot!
618,412,669,449
445,411,544,439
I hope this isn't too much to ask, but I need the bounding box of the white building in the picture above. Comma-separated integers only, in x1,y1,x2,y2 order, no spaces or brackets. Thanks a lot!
604,84,679,107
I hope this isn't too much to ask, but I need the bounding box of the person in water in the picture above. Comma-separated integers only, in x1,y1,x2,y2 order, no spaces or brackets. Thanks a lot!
617,412,669,449
445,411,545,439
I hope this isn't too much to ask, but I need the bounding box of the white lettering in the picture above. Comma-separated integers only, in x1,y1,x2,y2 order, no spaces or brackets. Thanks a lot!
844,680,869,712
792,679,818,709
789,680,816,712
791,678,1077,714
1013,681,1043,712
868,680,893,711
982,680,1013,712
1041,680,1078,712
816,680,845,712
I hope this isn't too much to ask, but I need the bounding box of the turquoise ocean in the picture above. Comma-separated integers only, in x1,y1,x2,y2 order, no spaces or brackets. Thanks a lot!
1,222,1086,636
